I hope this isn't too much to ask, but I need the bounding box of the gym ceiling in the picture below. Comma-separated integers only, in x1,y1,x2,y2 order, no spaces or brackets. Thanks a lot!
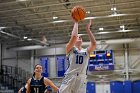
0,0,139,48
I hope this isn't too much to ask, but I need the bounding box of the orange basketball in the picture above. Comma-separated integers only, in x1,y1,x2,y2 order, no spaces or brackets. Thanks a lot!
71,6,86,22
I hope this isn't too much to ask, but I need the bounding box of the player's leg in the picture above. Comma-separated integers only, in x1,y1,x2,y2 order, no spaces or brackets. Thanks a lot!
59,75,76,93
74,77,87,93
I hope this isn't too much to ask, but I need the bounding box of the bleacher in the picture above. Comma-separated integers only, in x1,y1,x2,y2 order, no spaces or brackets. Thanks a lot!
0,65,32,93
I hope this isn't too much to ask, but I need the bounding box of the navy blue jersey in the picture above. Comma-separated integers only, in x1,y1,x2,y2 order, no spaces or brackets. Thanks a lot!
30,76,46,93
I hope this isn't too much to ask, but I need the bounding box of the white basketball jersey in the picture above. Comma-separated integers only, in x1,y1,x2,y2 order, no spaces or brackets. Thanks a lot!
65,47,89,75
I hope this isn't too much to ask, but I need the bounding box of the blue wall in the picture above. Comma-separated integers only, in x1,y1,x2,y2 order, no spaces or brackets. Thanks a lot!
86,82,96,93
124,80,132,93
110,81,124,93
132,80,140,93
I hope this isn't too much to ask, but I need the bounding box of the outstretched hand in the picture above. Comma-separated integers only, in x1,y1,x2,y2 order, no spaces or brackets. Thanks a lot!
71,17,78,23
86,19,92,30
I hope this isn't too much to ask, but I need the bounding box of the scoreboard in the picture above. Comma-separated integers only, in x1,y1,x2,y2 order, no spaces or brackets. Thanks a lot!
88,50,114,71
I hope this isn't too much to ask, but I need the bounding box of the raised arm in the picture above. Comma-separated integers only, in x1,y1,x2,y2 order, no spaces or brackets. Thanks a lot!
44,78,59,92
86,19,96,54
66,22,78,54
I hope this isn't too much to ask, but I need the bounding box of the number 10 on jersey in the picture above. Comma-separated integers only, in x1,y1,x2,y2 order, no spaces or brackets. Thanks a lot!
76,55,84,64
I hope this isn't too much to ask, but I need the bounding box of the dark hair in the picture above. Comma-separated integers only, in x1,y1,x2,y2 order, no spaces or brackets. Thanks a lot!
33,64,42,76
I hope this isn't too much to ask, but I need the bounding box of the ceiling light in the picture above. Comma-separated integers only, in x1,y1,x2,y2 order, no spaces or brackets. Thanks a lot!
53,16,58,20
0,27,7,30
120,25,125,29
117,30,132,33
120,25,125,31
78,34,86,36
111,6,117,15
27,38,32,41
108,13,128,17
51,20,66,23
111,7,117,11
86,11,91,14
23,36,28,39
84,17,97,19
96,32,110,34
99,27,104,31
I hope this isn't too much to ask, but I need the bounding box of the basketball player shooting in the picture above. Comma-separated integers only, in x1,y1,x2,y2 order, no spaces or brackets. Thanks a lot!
59,7,96,93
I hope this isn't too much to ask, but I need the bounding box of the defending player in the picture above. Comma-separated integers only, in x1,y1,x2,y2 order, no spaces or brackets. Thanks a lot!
26,64,59,93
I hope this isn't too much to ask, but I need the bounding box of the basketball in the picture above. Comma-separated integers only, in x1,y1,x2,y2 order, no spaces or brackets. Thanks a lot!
71,6,86,22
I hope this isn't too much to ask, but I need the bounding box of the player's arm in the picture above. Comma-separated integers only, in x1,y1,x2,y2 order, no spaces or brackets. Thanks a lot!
26,78,31,93
66,22,78,54
86,19,96,54
18,87,22,93
44,78,59,92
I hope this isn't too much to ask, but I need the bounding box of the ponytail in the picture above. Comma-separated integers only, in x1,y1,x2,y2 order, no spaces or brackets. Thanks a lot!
33,72,35,77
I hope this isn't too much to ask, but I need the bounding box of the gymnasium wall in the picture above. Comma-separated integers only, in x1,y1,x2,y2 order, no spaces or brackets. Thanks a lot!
48,56,57,78
1,42,140,79
36,47,65,56
2,43,32,72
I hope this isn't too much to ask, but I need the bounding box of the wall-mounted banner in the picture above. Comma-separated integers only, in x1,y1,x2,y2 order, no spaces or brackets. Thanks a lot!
56,56,66,77
40,57,49,77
